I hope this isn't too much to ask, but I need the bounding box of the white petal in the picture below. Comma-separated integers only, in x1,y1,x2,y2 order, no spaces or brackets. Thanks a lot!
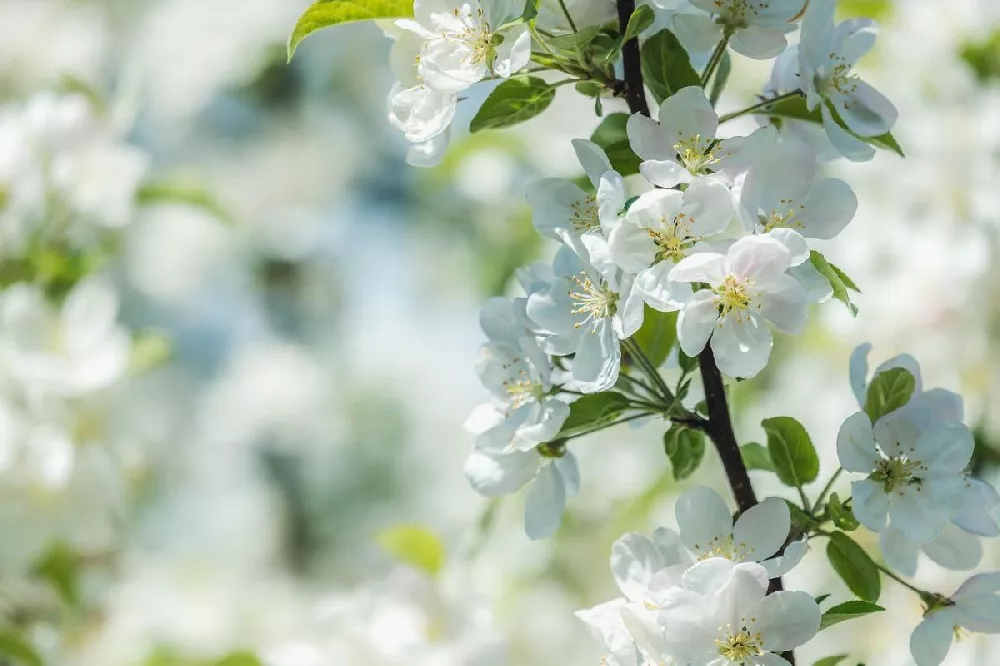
851,478,889,532
741,140,814,220
799,177,858,240
406,130,450,167
676,486,733,557
760,272,808,333
731,24,788,60
849,342,873,406
681,557,741,596
616,277,646,339
836,411,879,473
524,178,592,240
492,25,531,78
573,139,613,190
573,320,621,392
761,538,808,578
839,81,898,138
672,12,722,55
627,114,673,161
955,572,1000,599
821,103,875,162
640,159,690,189
524,462,566,540
657,86,718,145
913,422,974,474
683,177,735,237
512,399,571,451
464,448,538,496
733,497,790,562
726,235,791,283
711,313,773,379
755,591,821,652
670,252,727,284
387,84,457,142
766,228,810,267
419,38,486,92
609,221,658,274
909,613,955,666
555,451,581,497
788,261,833,304
677,289,719,357
612,532,666,602
889,486,947,543
635,262,691,312
923,523,983,572
953,478,1000,537
879,526,920,577
652,527,690,567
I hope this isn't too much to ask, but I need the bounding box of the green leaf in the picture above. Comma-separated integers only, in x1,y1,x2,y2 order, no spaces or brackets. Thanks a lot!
826,492,860,531
521,0,541,21
709,52,731,106
546,25,603,55
640,29,699,104
0,630,42,666
810,250,859,316
590,113,641,176
34,543,80,607
470,77,557,133
631,307,678,368
813,656,849,666
216,653,264,666
288,0,414,60
663,425,706,481
760,95,903,157
864,367,917,422
136,178,235,225
826,532,881,602
622,5,655,43
678,351,699,375
815,593,831,605
558,392,631,438
740,442,773,472
130,331,174,374
762,416,819,488
785,499,814,532
819,600,885,631
376,525,446,575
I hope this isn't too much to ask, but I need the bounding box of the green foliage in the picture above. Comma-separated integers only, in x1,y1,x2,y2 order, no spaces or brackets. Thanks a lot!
826,532,881,602
740,442,773,472
216,654,263,666
622,5,655,44
663,425,706,481
809,250,860,316
826,492,860,531
632,307,678,368
762,417,819,488
130,331,174,374
709,52,731,106
288,0,414,60
760,95,903,157
819,600,885,630
0,631,42,666
470,77,557,133
376,525,446,575
813,657,849,666
136,178,235,225
864,367,917,422
590,113,640,176
640,30,699,104
962,30,1000,83
34,544,80,607
786,499,815,532
547,25,604,55
557,392,631,438
838,0,892,21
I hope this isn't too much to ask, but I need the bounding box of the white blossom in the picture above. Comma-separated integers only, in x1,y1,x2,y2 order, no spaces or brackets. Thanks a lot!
670,235,807,378
673,0,805,60
910,573,1000,666
387,30,458,144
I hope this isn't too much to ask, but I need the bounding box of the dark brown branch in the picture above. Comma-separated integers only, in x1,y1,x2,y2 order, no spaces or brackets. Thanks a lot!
615,0,649,117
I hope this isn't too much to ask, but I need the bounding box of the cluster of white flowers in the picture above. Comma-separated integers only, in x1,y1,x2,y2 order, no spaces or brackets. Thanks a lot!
578,486,818,666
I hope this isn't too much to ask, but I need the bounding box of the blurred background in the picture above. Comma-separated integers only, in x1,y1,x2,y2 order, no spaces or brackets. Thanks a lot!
0,0,999,664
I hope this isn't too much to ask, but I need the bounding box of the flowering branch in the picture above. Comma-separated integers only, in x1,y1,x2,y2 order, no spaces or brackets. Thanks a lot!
615,0,649,117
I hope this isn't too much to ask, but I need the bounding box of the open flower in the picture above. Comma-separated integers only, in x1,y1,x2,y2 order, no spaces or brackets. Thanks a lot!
674,0,805,60
526,241,643,392
739,139,857,265
627,86,775,189
608,177,733,311
837,409,974,542
659,558,820,666
525,139,626,242
670,235,807,378
910,573,1000,666
797,0,898,161
399,0,531,94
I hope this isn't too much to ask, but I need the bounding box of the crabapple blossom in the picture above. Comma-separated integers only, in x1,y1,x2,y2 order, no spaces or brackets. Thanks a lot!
627,86,775,189
670,235,807,378
673,0,805,60
525,240,643,392
608,176,734,311
739,139,857,265
797,0,898,161
524,139,626,243
910,573,1000,666
386,30,458,145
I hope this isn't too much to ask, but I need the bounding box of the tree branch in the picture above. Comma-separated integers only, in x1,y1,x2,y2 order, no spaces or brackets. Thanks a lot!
615,0,649,117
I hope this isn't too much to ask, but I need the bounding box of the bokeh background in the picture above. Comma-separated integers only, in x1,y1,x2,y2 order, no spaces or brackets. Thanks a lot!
1,0,1000,664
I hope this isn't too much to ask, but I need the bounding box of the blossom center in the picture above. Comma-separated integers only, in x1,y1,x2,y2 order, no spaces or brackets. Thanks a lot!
758,198,805,232
713,275,755,321
693,533,751,561
569,272,618,331
570,194,600,232
648,212,697,263
674,134,720,175
501,363,544,409
450,6,496,67
714,0,756,28
716,623,764,663
872,455,922,492
819,59,861,100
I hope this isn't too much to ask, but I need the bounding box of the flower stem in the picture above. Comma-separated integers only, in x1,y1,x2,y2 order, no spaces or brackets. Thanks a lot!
623,338,673,404
876,562,930,597
700,30,732,89
719,90,804,123
557,0,579,32
813,467,844,513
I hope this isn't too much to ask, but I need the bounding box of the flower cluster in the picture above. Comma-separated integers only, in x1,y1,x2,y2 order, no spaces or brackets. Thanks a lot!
578,486,819,666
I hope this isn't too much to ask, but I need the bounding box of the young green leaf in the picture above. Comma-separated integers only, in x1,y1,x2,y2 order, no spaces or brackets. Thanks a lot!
640,29,699,104
590,113,641,175
288,0,415,60
810,250,859,316
762,416,820,488
864,367,917,422
709,52,731,106
546,25,603,55
622,5,655,44
740,442,774,472
826,532,881,602
819,600,885,630
136,177,236,225
757,95,904,157
558,392,632,438
0,631,42,666
216,653,264,666
826,492,860,531
470,77,557,133
664,425,706,481
631,307,678,368
376,525,447,575
813,656,848,666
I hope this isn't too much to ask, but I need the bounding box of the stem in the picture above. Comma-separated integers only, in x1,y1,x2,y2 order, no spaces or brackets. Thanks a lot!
699,30,732,88
814,467,844,512
616,0,649,116
623,338,673,404
530,24,557,56
698,346,757,513
618,372,660,400
719,90,804,123
557,0,579,32
876,562,929,597
561,411,658,442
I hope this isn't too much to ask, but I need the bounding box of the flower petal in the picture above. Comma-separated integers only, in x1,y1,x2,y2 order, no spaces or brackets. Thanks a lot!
836,411,879,473
761,537,808,578
878,525,920,577
851,478,889,532
628,114,673,161
923,522,983,573
640,159,690,189
733,497,790,562
677,289,719,357
464,448,538,496
711,312,773,379
612,532,666,602
760,272,808,333
755,591,821,652
573,138,614,191
909,613,955,666
524,462,566,540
